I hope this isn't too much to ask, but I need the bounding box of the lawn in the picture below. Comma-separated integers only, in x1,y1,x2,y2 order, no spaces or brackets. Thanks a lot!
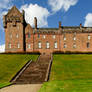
0,54,38,88
39,54,92,92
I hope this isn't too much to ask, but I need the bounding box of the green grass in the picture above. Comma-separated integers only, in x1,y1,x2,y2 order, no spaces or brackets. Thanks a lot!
0,82,11,89
39,54,92,92
0,54,38,88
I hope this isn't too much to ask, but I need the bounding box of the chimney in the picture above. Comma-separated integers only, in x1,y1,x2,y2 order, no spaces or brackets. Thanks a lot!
22,10,25,18
59,21,61,28
80,23,82,28
34,17,37,29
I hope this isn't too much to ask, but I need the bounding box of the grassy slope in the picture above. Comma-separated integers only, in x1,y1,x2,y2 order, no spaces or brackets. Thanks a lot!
39,54,92,92
0,54,38,88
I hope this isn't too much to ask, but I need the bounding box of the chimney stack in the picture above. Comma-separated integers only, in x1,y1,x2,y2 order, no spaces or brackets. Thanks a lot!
22,10,25,19
34,17,37,29
59,21,61,28
80,23,82,28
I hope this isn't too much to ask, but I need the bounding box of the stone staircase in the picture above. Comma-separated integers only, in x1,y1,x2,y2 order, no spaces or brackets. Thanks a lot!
13,54,52,84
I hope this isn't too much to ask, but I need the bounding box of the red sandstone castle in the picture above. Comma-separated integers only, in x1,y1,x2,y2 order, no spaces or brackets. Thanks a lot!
3,6,92,54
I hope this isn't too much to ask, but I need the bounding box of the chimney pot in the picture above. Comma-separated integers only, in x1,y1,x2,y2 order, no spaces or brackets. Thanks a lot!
34,17,37,29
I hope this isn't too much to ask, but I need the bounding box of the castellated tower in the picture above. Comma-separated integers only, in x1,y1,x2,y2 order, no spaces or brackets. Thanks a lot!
3,6,26,52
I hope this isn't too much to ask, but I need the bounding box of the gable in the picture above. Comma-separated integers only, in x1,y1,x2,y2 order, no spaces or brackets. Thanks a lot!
7,6,22,17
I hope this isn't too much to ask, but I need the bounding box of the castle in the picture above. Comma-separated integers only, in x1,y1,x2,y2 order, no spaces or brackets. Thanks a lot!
3,6,92,54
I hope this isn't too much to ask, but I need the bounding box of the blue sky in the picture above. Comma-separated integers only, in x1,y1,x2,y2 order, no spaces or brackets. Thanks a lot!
0,0,92,51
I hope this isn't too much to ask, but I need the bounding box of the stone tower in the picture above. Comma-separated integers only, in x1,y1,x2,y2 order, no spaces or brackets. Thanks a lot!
3,6,25,52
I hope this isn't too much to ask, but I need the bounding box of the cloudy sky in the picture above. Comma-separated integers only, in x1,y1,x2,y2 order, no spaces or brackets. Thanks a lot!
0,0,92,52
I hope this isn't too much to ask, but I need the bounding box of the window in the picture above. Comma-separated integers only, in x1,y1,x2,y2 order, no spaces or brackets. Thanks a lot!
17,25,19,30
28,44,31,49
63,34,66,40
43,35,46,39
8,43,11,48
64,43,67,48
46,42,50,49
74,32,76,36
38,42,41,48
16,34,19,38
88,35,90,40
10,34,12,38
73,37,76,40
28,33,30,38
53,35,56,39
87,42,90,48
38,34,40,38
64,36,66,40
17,43,20,48
73,43,76,48
54,42,57,49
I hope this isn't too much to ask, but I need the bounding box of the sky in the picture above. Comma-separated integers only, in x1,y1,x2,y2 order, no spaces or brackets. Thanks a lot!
0,0,92,52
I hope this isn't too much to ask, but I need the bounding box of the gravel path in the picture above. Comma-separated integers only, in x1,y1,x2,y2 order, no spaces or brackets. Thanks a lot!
0,84,42,92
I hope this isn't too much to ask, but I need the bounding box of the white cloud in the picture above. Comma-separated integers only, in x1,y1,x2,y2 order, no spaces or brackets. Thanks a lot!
20,4,50,27
84,13,92,27
48,0,78,12
0,44,5,53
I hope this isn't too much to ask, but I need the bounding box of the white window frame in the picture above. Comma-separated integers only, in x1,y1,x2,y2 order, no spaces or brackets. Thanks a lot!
10,34,12,38
73,37,76,40
16,34,19,38
54,42,57,49
17,25,19,30
46,42,50,49
38,42,41,49
88,35,90,40
43,35,46,39
17,43,20,48
64,43,67,48
53,35,56,39
9,43,11,48
28,44,31,49
64,37,66,40
73,44,76,48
